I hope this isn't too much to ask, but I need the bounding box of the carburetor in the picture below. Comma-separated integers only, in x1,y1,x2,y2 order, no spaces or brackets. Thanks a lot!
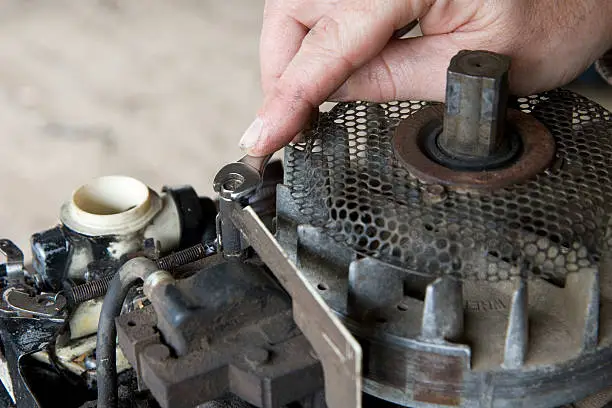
0,50,611,408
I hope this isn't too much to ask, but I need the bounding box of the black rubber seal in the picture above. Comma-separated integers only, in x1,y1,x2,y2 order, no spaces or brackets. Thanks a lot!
163,186,217,248
420,119,523,171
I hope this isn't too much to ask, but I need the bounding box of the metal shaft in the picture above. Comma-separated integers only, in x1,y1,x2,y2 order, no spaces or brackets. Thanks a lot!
438,50,511,160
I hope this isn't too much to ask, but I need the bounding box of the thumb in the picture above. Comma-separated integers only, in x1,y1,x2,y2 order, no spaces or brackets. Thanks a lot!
330,35,462,103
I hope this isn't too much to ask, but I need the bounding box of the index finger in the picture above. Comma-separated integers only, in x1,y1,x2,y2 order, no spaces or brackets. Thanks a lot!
248,0,432,156
259,2,309,95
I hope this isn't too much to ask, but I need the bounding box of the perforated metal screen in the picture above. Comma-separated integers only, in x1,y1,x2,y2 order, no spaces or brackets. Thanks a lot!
284,89,612,283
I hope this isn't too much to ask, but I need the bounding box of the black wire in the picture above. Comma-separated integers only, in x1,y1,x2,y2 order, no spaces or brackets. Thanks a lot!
46,342,83,389
96,267,142,408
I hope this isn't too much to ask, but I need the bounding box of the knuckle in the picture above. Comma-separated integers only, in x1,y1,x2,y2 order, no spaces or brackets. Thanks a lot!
366,56,397,101
303,14,343,51
301,15,357,72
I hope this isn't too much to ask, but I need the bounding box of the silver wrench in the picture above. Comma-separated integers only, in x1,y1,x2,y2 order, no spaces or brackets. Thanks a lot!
213,154,272,201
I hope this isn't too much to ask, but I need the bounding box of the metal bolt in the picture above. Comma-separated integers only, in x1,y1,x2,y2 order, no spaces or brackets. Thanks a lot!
217,198,244,259
68,273,115,304
422,184,447,205
144,344,171,362
244,348,269,368
155,243,210,271
439,50,511,160
84,355,97,370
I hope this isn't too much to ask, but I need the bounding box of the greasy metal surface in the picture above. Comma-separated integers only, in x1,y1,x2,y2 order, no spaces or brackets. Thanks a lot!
394,105,555,189
284,89,612,284
3,289,66,319
439,50,510,160
0,315,65,407
229,204,362,408
118,259,323,408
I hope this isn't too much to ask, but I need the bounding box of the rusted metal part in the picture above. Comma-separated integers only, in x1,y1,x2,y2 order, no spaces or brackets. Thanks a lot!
393,105,556,190
117,260,324,408
413,351,466,406
281,83,612,406
439,50,511,161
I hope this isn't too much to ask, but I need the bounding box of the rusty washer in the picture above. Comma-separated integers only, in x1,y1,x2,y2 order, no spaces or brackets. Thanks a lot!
392,104,556,190
393,49,556,190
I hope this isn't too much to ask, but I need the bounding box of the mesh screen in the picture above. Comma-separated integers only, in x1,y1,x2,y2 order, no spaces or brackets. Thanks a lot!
284,90,612,283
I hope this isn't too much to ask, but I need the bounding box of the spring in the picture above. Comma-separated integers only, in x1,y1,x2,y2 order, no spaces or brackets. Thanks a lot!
67,243,210,304
67,273,115,304
155,243,208,271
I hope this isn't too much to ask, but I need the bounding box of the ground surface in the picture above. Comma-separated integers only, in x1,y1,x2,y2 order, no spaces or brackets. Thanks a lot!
0,1,610,253
0,0,264,250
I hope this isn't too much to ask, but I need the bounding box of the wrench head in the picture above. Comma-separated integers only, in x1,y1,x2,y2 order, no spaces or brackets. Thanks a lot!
213,162,262,201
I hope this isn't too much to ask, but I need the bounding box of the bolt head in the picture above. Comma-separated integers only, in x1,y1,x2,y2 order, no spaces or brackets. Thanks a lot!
423,184,447,205
244,348,269,368
447,50,510,81
144,344,171,362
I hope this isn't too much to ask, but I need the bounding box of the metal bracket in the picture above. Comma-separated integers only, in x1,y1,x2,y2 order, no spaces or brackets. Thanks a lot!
0,239,24,281
228,203,362,408
3,289,66,321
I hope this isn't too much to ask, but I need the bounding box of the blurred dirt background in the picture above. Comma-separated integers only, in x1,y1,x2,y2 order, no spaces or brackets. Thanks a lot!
0,0,263,250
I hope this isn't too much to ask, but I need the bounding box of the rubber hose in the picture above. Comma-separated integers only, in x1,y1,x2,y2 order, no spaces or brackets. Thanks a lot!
96,257,158,408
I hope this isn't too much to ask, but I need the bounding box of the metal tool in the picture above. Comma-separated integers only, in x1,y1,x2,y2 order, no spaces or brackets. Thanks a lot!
213,154,363,408
213,154,272,201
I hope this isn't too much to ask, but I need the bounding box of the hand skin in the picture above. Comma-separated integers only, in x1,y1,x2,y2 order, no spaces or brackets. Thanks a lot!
240,0,612,156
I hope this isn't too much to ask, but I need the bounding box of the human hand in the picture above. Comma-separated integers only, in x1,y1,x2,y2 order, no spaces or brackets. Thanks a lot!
240,0,612,156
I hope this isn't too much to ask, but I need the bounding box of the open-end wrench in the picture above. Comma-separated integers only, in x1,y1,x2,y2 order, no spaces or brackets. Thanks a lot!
213,154,272,201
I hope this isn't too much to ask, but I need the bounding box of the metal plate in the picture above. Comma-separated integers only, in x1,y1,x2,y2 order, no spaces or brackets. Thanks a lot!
229,204,362,408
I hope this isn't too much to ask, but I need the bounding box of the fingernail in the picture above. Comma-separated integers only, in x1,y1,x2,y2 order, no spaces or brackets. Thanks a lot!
239,117,264,150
